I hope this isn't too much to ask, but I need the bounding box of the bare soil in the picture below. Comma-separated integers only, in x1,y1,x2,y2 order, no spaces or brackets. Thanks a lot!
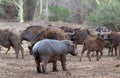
0,21,120,78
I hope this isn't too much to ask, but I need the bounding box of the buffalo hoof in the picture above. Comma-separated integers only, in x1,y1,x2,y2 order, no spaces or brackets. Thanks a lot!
63,69,68,71
79,59,82,62
43,72,49,74
22,56,24,59
37,71,41,73
52,69,58,72
16,56,18,59
117,57,120,59
88,59,92,62
96,59,99,61
115,64,120,67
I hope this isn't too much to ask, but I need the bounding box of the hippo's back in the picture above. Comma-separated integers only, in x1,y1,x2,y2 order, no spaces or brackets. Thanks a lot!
32,39,68,57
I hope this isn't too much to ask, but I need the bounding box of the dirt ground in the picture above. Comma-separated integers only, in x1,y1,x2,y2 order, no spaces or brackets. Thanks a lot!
0,21,120,78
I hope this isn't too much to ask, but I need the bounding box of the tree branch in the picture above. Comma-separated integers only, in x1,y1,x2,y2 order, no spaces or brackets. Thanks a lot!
13,0,21,8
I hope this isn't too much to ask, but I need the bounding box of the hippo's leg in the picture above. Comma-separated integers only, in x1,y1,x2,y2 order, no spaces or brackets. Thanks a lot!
79,46,86,62
61,56,67,71
35,58,41,73
87,50,91,61
52,61,58,72
41,58,48,74
5,47,10,54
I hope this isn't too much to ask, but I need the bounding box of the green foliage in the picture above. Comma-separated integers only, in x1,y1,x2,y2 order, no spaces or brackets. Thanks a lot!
49,6,70,22
86,0,120,31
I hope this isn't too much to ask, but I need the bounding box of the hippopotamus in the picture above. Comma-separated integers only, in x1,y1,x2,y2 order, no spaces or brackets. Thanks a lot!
29,39,78,74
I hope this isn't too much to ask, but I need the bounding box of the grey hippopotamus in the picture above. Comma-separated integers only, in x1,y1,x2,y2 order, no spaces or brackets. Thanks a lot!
30,39,78,74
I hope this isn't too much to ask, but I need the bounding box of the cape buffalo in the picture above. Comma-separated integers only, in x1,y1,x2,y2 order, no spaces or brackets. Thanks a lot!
79,35,106,61
0,29,24,58
30,39,78,73
100,31,120,58
67,28,92,47
20,25,46,43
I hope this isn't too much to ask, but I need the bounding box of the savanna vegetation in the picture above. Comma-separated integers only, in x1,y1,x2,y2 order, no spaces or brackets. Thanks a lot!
0,0,120,31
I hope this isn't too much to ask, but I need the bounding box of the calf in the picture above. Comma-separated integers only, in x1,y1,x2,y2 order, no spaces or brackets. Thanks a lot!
79,35,106,61
30,39,78,73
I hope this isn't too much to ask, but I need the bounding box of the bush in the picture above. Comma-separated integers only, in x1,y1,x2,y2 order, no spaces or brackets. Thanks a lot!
49,6,70,22
86,0,120,31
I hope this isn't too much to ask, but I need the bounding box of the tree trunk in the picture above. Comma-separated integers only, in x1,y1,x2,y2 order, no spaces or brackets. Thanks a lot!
24,0,37,21
13,0,24,22
40,0,43,18
45,0,49,20
18,0,23,22
96,0,100,5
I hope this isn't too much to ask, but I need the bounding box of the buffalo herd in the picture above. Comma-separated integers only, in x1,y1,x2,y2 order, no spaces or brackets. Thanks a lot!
0,25,120,73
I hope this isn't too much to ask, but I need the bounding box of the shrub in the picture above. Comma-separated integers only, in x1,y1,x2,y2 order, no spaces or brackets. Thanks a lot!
49,6,70,22
86,0,120,31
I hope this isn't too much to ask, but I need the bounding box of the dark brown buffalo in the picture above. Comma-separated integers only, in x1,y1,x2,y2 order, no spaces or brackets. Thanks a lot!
20,25,46,43
79,35,106,61
0,29,24,58
100,31,120,58
68,28,91,46
28,27,68,55
31,39,78,73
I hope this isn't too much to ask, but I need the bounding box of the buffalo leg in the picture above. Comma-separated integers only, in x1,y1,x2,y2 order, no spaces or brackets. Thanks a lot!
96,50,99,61
115,46,117,56
99,50,103,59
15,50,19,59
87,51,91,61
117,45,120,59
79,46,86,62
61,56,67,71
108,48,112,56
52,61,58,72
35,58,41,73
12,45,19,58
5,47,10,54
91,51,95,57
111,47,114,56
19,45,24,58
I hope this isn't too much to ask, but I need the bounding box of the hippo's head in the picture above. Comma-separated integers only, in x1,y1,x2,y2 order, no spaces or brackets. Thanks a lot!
69,42,78,56
62,40,78,56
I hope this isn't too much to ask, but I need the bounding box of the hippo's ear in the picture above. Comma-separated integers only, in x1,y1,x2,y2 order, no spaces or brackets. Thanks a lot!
28,45,31,50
